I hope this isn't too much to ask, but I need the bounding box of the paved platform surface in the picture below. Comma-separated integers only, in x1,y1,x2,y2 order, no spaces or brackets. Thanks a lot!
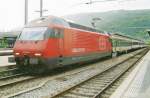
0,49,13,56
0,48,12,50
0,50,13,53
0,55,15,67
110,50,150,98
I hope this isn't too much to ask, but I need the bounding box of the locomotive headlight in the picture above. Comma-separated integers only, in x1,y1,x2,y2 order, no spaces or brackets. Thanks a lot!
15,53,20,55
34,53,42,56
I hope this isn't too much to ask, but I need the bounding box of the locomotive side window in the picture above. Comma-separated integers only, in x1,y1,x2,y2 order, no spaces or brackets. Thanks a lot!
54,29,60,37
53,28,64,38
47,28,64,38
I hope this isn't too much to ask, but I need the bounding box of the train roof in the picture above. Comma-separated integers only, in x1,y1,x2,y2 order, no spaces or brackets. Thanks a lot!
110,33,143,42
25,16,61,27
25,15,144,41
25,16,105,34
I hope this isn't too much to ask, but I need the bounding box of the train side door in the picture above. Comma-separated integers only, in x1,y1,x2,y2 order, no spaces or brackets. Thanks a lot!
59,29,64,56
53,28,64,56
50,27,63,57
99,36,106,51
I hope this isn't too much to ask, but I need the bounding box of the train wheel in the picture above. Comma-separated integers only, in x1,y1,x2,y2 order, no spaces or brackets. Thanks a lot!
16,61,24,67
28,66,47,75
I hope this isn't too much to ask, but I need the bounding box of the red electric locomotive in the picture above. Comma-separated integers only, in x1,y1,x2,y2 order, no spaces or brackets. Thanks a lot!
13,16,112,70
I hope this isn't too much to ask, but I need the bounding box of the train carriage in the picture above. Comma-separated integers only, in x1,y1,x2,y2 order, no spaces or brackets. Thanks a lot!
110,33,145,56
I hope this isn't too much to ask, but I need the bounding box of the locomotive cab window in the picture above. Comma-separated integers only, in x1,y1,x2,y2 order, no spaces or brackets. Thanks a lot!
18,27,47,40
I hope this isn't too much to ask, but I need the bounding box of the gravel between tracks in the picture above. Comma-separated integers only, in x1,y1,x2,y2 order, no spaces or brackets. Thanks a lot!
1,49,145,98
55,52,147,98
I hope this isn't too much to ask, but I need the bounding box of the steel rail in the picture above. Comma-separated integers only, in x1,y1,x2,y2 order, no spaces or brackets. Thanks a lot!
4,48,147,98
51,49,148,98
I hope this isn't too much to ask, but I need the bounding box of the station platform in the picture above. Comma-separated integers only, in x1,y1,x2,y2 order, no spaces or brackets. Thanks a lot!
0,49,14,66
0,49,13,53
110,50,150,98
0,49,13,56
0,48,12,50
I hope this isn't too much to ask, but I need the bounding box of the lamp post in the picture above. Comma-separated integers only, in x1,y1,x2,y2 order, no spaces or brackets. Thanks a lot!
91,17,101,28
85,0,92,4
35,0,48,17
25,0,28,25
40,0,43,17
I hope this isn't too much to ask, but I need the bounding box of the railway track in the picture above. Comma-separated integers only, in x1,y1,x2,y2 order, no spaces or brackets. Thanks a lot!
51,49,148,98
1,48,147,98
0,67,23,80
0,66,35,88
0,65,29,80
0,74,35,88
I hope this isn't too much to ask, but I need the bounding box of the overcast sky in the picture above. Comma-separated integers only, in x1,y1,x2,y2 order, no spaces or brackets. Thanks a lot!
0,0,150,31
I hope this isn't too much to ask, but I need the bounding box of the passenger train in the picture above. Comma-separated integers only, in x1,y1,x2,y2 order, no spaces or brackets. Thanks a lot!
13,16,145,71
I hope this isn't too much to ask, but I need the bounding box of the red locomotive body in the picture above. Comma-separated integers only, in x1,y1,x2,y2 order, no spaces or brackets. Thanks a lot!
13,16,112,70
62,28,112,65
